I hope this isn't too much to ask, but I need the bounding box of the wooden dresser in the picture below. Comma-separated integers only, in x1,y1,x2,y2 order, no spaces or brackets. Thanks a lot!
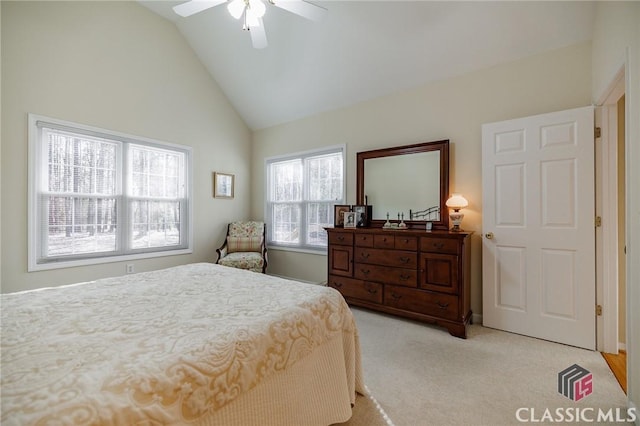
326,227,472,338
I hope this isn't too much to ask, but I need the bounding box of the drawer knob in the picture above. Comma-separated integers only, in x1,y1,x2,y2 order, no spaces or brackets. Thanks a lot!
367,287,377,294
360,269,370,275
399,256,410,263
400,274,410,281
391,293,401,300
337,236,344,241
361,252,370,259
333,281,342,288
436,301,449,309
433,242,445,249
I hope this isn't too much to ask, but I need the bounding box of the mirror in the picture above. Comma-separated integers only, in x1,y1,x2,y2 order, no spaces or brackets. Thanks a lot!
356,140,449,230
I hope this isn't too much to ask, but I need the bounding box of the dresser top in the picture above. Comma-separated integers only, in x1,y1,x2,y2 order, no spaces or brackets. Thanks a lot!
325,227,473,238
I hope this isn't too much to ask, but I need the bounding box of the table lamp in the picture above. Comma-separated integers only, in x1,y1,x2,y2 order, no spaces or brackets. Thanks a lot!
446,193,468,232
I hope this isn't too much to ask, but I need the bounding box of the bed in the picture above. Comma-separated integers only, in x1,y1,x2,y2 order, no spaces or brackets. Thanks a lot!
1,263,364,425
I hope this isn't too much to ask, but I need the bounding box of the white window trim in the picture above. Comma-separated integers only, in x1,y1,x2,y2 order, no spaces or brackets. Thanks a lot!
264,144,346,254
28,114,193,272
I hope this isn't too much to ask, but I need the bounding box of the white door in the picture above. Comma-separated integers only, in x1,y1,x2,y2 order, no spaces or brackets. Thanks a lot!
482,106,595,350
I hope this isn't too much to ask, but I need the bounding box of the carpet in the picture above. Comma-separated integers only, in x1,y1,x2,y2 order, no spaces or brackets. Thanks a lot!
345,307,629,426
335,388,394,426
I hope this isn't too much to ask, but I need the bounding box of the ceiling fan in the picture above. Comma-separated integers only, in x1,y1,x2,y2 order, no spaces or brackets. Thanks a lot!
173,0,327,49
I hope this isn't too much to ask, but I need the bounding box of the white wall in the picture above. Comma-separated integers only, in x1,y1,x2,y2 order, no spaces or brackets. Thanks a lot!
252,42,592,316
1,1,251,293
592,1,640,418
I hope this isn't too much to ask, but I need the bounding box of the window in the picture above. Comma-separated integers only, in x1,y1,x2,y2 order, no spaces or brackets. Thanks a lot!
265,146,344,252
28,114,192,270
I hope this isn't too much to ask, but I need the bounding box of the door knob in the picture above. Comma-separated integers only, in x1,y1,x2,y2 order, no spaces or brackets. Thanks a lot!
485,232,494,239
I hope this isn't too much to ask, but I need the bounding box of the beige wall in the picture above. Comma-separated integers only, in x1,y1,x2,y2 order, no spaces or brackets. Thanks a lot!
252,42,592,316
1,1,251,293
592,1,640,415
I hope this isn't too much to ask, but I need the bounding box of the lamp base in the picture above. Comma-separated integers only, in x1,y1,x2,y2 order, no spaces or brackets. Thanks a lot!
449,211,464,232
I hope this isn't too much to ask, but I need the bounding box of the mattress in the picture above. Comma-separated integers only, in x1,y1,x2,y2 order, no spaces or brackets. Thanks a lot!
1,263,364,425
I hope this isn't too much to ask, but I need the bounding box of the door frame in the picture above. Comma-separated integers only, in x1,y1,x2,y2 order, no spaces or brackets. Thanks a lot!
595,66,625,354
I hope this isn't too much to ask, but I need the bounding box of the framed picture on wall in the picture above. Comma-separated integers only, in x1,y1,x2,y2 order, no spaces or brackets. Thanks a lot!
333,205,351,227
213,172,234,199
343,211,357,228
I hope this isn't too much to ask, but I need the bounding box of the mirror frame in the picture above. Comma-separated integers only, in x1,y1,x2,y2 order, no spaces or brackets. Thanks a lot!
356,139,450,230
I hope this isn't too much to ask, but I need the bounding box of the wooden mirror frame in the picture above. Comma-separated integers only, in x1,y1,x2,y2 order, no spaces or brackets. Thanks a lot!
356,139,450,230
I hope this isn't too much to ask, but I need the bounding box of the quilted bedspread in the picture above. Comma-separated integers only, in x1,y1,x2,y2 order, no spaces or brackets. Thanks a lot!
1,263,363,425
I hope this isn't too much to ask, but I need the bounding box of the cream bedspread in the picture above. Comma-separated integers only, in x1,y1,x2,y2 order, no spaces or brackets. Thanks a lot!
1,263,364,425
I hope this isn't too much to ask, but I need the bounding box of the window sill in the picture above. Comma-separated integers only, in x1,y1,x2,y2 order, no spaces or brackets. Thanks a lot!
267,245,327,256
28,248,193,272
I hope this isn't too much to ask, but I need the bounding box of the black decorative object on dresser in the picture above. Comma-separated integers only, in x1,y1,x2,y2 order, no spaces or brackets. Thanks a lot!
327,227,472,338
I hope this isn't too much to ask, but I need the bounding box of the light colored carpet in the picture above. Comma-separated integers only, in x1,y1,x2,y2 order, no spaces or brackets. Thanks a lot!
345,307,628,426
335,389,393,426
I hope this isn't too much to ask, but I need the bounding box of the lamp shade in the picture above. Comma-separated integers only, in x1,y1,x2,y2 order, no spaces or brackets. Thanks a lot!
446,193,468,210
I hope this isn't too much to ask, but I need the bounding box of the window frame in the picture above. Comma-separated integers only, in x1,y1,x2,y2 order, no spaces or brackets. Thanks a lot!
264,145,345,254
28,114,193,271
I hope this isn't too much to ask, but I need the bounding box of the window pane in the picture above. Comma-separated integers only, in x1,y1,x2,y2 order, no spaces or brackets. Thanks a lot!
271,159,302,202
130,146,184,198
266,148,344,250
46,132,117,195
306,203,331,246
34,117,192,268
307,153,343,201
272,204,300,244
131,200,181,249
46,196,117,256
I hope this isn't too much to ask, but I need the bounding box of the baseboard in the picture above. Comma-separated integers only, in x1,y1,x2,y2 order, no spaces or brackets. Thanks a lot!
267,273,324,285
472,313,483,325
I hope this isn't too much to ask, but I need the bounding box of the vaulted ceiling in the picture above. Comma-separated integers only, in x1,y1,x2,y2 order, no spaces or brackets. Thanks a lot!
140,1,595,130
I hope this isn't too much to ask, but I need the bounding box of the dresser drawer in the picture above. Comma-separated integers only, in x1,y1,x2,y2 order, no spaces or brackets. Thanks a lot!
384,286,459,321
328,275,383,304
354,233,374,247
329,231,354,246
420,237,459,254
354,263,417,287
395,235,418,250
374,234,395,249
355,247,417,268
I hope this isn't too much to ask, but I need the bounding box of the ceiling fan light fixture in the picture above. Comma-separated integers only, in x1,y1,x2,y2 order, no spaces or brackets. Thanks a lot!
244,9,261,28
227,0,246,19
248,0,266,18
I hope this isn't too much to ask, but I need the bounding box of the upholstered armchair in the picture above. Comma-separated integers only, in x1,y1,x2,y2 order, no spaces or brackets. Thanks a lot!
216,221,268,273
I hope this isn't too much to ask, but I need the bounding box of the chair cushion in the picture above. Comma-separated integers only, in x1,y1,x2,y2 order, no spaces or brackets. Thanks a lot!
227,236,263,253
218,252,264,272
229,221,264,238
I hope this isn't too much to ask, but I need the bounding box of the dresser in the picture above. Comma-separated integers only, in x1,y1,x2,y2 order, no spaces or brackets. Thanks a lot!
326,227,472,338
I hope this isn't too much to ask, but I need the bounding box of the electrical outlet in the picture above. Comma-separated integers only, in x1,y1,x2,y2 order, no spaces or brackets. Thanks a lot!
126,264,135,274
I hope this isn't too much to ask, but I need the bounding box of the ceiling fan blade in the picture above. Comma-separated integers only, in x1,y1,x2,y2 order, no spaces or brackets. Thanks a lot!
249,18,268,49
173,0,227,17
272,0,327,22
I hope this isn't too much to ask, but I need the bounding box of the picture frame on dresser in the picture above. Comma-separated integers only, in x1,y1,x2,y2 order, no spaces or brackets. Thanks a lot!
343,212,357,228
352,205,372,227
333,205,351,227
